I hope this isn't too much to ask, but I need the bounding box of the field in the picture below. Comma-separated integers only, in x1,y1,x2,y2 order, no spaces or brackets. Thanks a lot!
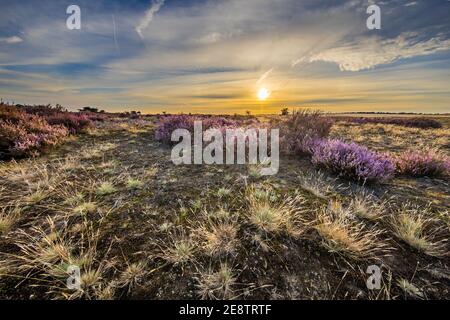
0,108,449,300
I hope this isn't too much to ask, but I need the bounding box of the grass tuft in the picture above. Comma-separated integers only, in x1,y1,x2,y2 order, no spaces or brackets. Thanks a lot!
196,263,237,300
392,212,447,257
96,182,117,196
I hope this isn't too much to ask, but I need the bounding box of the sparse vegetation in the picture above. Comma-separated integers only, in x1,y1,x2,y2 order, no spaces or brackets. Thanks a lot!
0,112,449,300
392,210,447,257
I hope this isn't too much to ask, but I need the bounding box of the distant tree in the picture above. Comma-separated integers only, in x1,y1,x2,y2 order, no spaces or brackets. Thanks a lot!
80,106,99,113
246,110,251,116
281,108,289,116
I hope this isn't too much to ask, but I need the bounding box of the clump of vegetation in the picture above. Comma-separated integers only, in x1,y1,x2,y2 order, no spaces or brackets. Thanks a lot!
126,178,144,190
162,238,196,265
96,182,117,196
196,263,237,300
349,196,385,221
246,186,306,237
395,149,449,177
74,202,97,215
0,208,18,235
341,116,442,129
117,261,147,292
279,110,333,155
314,208,388,260
392,210,447,257
195,215,239,257
311,139,395,183
0,103,68,158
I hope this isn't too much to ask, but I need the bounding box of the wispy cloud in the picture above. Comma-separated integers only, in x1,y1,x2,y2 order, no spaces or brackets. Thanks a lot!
310,32,450,71
0,36,23,44
135,0,165,39
257,68,273,84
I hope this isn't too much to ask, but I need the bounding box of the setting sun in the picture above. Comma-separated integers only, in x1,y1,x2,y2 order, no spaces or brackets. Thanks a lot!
258,88,270,101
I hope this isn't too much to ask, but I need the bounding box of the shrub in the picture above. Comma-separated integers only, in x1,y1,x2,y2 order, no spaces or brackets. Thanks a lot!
339,117,442,129
279,110,333,155
0,104,68,158
46,112,92,134
19,104,94,133
395,149,450,177
155,115,243,145
155,115,195,144
311,139,395,183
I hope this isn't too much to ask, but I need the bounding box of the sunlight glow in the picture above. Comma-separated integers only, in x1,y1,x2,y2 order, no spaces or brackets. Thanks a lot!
257,88,270,101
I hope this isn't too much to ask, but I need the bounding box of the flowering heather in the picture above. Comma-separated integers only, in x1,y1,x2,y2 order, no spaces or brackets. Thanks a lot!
45,112,92,134
0,111,68,158
395,149,450,177
311,139,395,183
155,115,244,144
339,117,442,129
155,115,196,144
279,110,334,155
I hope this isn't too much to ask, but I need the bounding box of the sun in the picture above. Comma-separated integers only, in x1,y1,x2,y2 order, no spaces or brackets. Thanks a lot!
257,88,270,101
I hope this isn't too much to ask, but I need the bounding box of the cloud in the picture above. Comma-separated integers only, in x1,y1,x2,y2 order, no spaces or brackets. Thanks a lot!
0,36,23,44
135,0,165,39
309,32,450,71
256,68,273,84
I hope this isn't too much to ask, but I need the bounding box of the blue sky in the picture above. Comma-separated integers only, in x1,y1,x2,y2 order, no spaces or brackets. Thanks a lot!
0,0,449,113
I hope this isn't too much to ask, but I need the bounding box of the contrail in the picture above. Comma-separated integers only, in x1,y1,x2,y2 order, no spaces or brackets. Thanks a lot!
135,0,165,39
112,14,120,54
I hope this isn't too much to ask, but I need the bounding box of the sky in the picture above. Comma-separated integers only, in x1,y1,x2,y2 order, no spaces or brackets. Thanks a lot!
0,0,449,114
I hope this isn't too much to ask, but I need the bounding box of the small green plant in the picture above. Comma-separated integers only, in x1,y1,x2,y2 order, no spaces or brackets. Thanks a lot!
217,187,231,198
126,178,144,190
163,239,195,265
96,182,116,196
74,202,97,215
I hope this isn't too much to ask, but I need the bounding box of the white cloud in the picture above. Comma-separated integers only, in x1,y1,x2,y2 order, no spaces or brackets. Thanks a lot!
309,32,450,71
256,68,273,84
135,0,165,39
0,36,23,44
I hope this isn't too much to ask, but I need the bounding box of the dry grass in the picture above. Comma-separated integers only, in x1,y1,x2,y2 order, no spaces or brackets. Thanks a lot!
161,238,196,265
392,210,447,257
397,278,424,299
3,216,115,299
350,196,385,221
73,202,97,215
0,207,19,235
314,207,389,260
194,214,239,257
246,185,307,237
117,261,147,292
196,263,237,300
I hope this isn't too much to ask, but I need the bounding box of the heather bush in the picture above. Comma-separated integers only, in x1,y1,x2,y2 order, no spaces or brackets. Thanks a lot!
0,105,68,158
17,104,93,134
155,115,196,144
45,112,92,134
279,110,333,155
339,117,442,129
155,115,245,144
395,149,450,177
311,139,395,183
